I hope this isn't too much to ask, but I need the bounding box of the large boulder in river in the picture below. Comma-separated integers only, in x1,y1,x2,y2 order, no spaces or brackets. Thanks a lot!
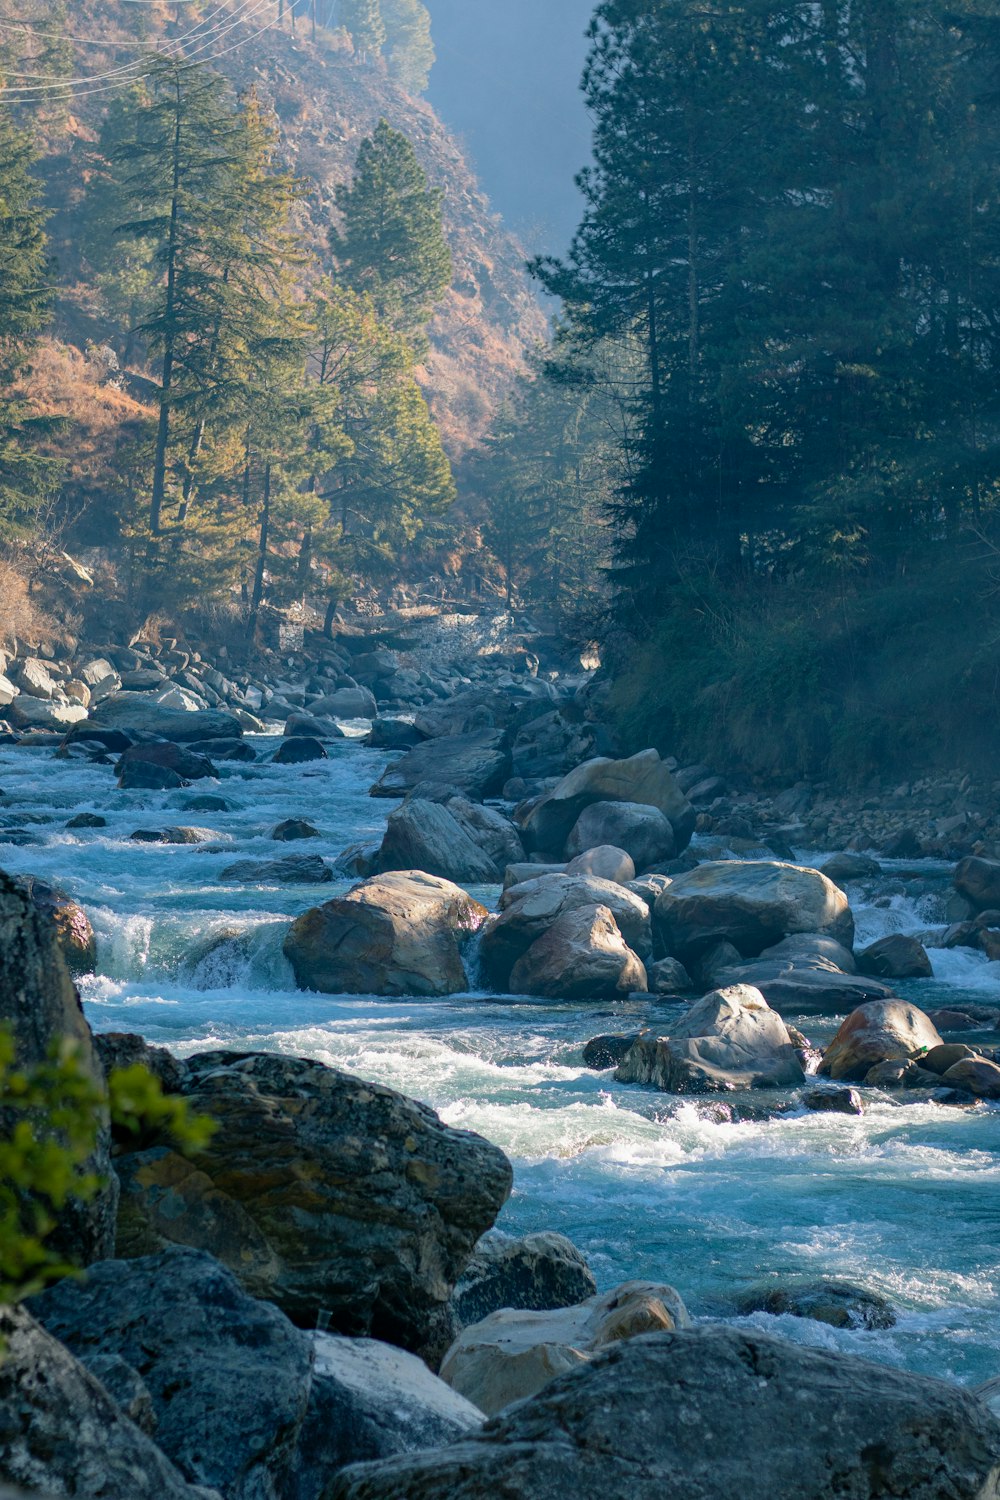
614,985,805,1093
7,695,87,731
654,860,853,963
311,686,378,719
373,797,523,884
14,874,96,976
0,868,115,1263
370,729,512,801
857,933,933,979
954,855,1000,911
284,871,486,996
113,1051,513,1361
480,873,651,991
92,694,244,743
0,1305,214,1500
564,800,675,869
332,1323,1000,1500
30,1247,483,1500
818,1000,944,1082
517,750,694,858
116,742,218,782
439,1281,689,1418
509,905,647,1000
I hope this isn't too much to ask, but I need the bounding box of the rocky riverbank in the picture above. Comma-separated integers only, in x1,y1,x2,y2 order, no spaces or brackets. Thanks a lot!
2,617,1000,1497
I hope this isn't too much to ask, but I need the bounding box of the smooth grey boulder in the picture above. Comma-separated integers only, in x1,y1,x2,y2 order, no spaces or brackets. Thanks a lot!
517,750,694,858
481,873,651,990
373,797,523,884
272,736,327,764
92,696,244,742
370,729,512,801
508,904,647,1000
0,1305,216,1500
564,800,675,869
614,985,805,1093
564,845,635,883
819,1000,944,1082
654,860,853,963
284,871,487,997
646,956,692,992
712,957,894,1016
332,1324,1000,1500
113,1051,513,1361
822,852,882,882
364,718,426,750
0,868,116,1264
451,1231,597,1333
310,686,378,719
284,712,345,740
759,932,857,972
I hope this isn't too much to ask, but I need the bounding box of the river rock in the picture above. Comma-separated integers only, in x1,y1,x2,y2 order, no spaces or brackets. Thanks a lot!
221,855,332,885
130,826,219,845
647,956,693,992
15,657,58,699
66,812,107,829
822,852,882,882
582,1032,641,1068
760,932,858,971
114,1051,512,1359
0,673,18,707
564,845,635,883
119,759,187,790
451,1231,597,1332
370,729,512,801
364,718,425,749
373,798,522,884
310,686,378,719
92,696,245,742
517,750,694,858
711,955,894,1017
654,860,853,963
117,742,218,782
857,934,933,979
272,735,327,764
271,818,320,840
614,985,805,1093
733,1280,896,1329
508,905,647,1000
0,1305,216,1500
954,855,1000,911
801,1084,864,1115
510,711,601,781
940,1056,1000,1098
284,871,486,996
95,1030,189,1094
502,862,566,890
285,712,345,740
439,1281,689,1417
14,875,96,976
819,1000,944,1082
480,873,651,990
0,867,115,1264
564,800,675,869
8,695,88,730
331,1323,1000,1500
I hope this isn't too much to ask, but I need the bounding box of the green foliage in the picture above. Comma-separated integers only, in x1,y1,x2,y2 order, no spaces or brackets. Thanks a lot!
382,0,435,94
107,1063,215,1153
333,118,451,352
340,0,387,57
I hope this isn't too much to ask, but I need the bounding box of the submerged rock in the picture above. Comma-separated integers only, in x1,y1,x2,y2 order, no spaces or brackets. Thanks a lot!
440,1281,689,1417
654,860,853,964
114,1052,513,1360
733,1279,896,1330
220,855,332,885
284,871,486,997
332,1324,1000,1500
614,985,805,1093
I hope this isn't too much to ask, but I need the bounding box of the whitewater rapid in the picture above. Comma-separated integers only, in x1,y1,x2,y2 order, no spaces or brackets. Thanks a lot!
1,735,998,1387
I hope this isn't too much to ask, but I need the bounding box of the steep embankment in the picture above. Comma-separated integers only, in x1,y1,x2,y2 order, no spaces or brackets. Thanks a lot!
31,0,546,454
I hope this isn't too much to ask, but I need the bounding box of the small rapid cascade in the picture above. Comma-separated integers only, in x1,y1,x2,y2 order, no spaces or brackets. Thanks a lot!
2,737,999,1387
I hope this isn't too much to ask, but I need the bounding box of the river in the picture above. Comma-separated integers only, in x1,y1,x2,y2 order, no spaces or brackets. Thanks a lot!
1,732,998,1388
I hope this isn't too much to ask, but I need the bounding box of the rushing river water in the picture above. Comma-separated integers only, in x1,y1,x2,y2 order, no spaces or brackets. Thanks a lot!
2,733,999,1389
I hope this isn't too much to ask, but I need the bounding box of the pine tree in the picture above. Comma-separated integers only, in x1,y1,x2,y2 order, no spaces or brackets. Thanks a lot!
332,119,451,352
382,0,435,94
0,107,62,544
340,0,387,59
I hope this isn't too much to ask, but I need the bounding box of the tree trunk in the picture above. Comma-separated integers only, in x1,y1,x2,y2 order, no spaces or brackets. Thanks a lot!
246,461,271,641
323,595,338,637
149,68,184,541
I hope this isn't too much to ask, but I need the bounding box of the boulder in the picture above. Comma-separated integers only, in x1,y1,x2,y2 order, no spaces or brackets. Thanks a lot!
370,729,512,801
510,711,602,781
310,686,378,719
119,759,187,790
439,1281,690,1417
272,736,327,764
940,1056,1000,1098
857,934,933,979
516,750,694,858
0,672,18,707
364,718,426,750
822,852,882,882
92,696,245,742
130,826,219,845
66,812,107,829
373,798,522,885
647,956,693,992
15,875,96,976
954,855,1000,911
564,801,675,869
654,860,853,963
196,737,256,763
480,874,651,990
801,1084,864,1116
582,1033,640,1069
0,1305,216,1500
284,872,487,997
733,1280,896,1330
8,696,88,730
15,656,58,699
451,1231,597,1333
0,868,115,1264
117,742,218,782
564,845,635,883
113,1051,512,1359
285,712,345,740
94,1031,188,1094
220,856,332,885
120,668,168,692
331,1323,1000,1500
614,985,805,1093
819,1000,944,1082
502,862,566,890
712,956,894,1017
759,932,857,972
78,656,120,692
508,905,647,1000
272,818,321,840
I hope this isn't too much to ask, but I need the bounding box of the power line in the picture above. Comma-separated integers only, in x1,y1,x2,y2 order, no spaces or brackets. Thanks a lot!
0,0,234,56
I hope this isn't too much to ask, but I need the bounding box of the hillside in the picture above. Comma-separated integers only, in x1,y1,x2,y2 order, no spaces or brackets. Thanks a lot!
22,0,547,455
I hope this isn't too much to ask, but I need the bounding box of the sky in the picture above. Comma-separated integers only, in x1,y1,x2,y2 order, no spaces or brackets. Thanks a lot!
425,0,595,258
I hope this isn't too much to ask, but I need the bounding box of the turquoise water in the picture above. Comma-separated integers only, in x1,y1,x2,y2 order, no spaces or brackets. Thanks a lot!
1,735,998,1387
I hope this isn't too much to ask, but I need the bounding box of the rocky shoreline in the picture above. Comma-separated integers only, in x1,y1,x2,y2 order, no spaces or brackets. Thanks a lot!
2,618,1000,1497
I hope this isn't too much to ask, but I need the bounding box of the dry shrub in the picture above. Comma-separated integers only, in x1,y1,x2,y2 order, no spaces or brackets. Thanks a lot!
0,559,53,656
